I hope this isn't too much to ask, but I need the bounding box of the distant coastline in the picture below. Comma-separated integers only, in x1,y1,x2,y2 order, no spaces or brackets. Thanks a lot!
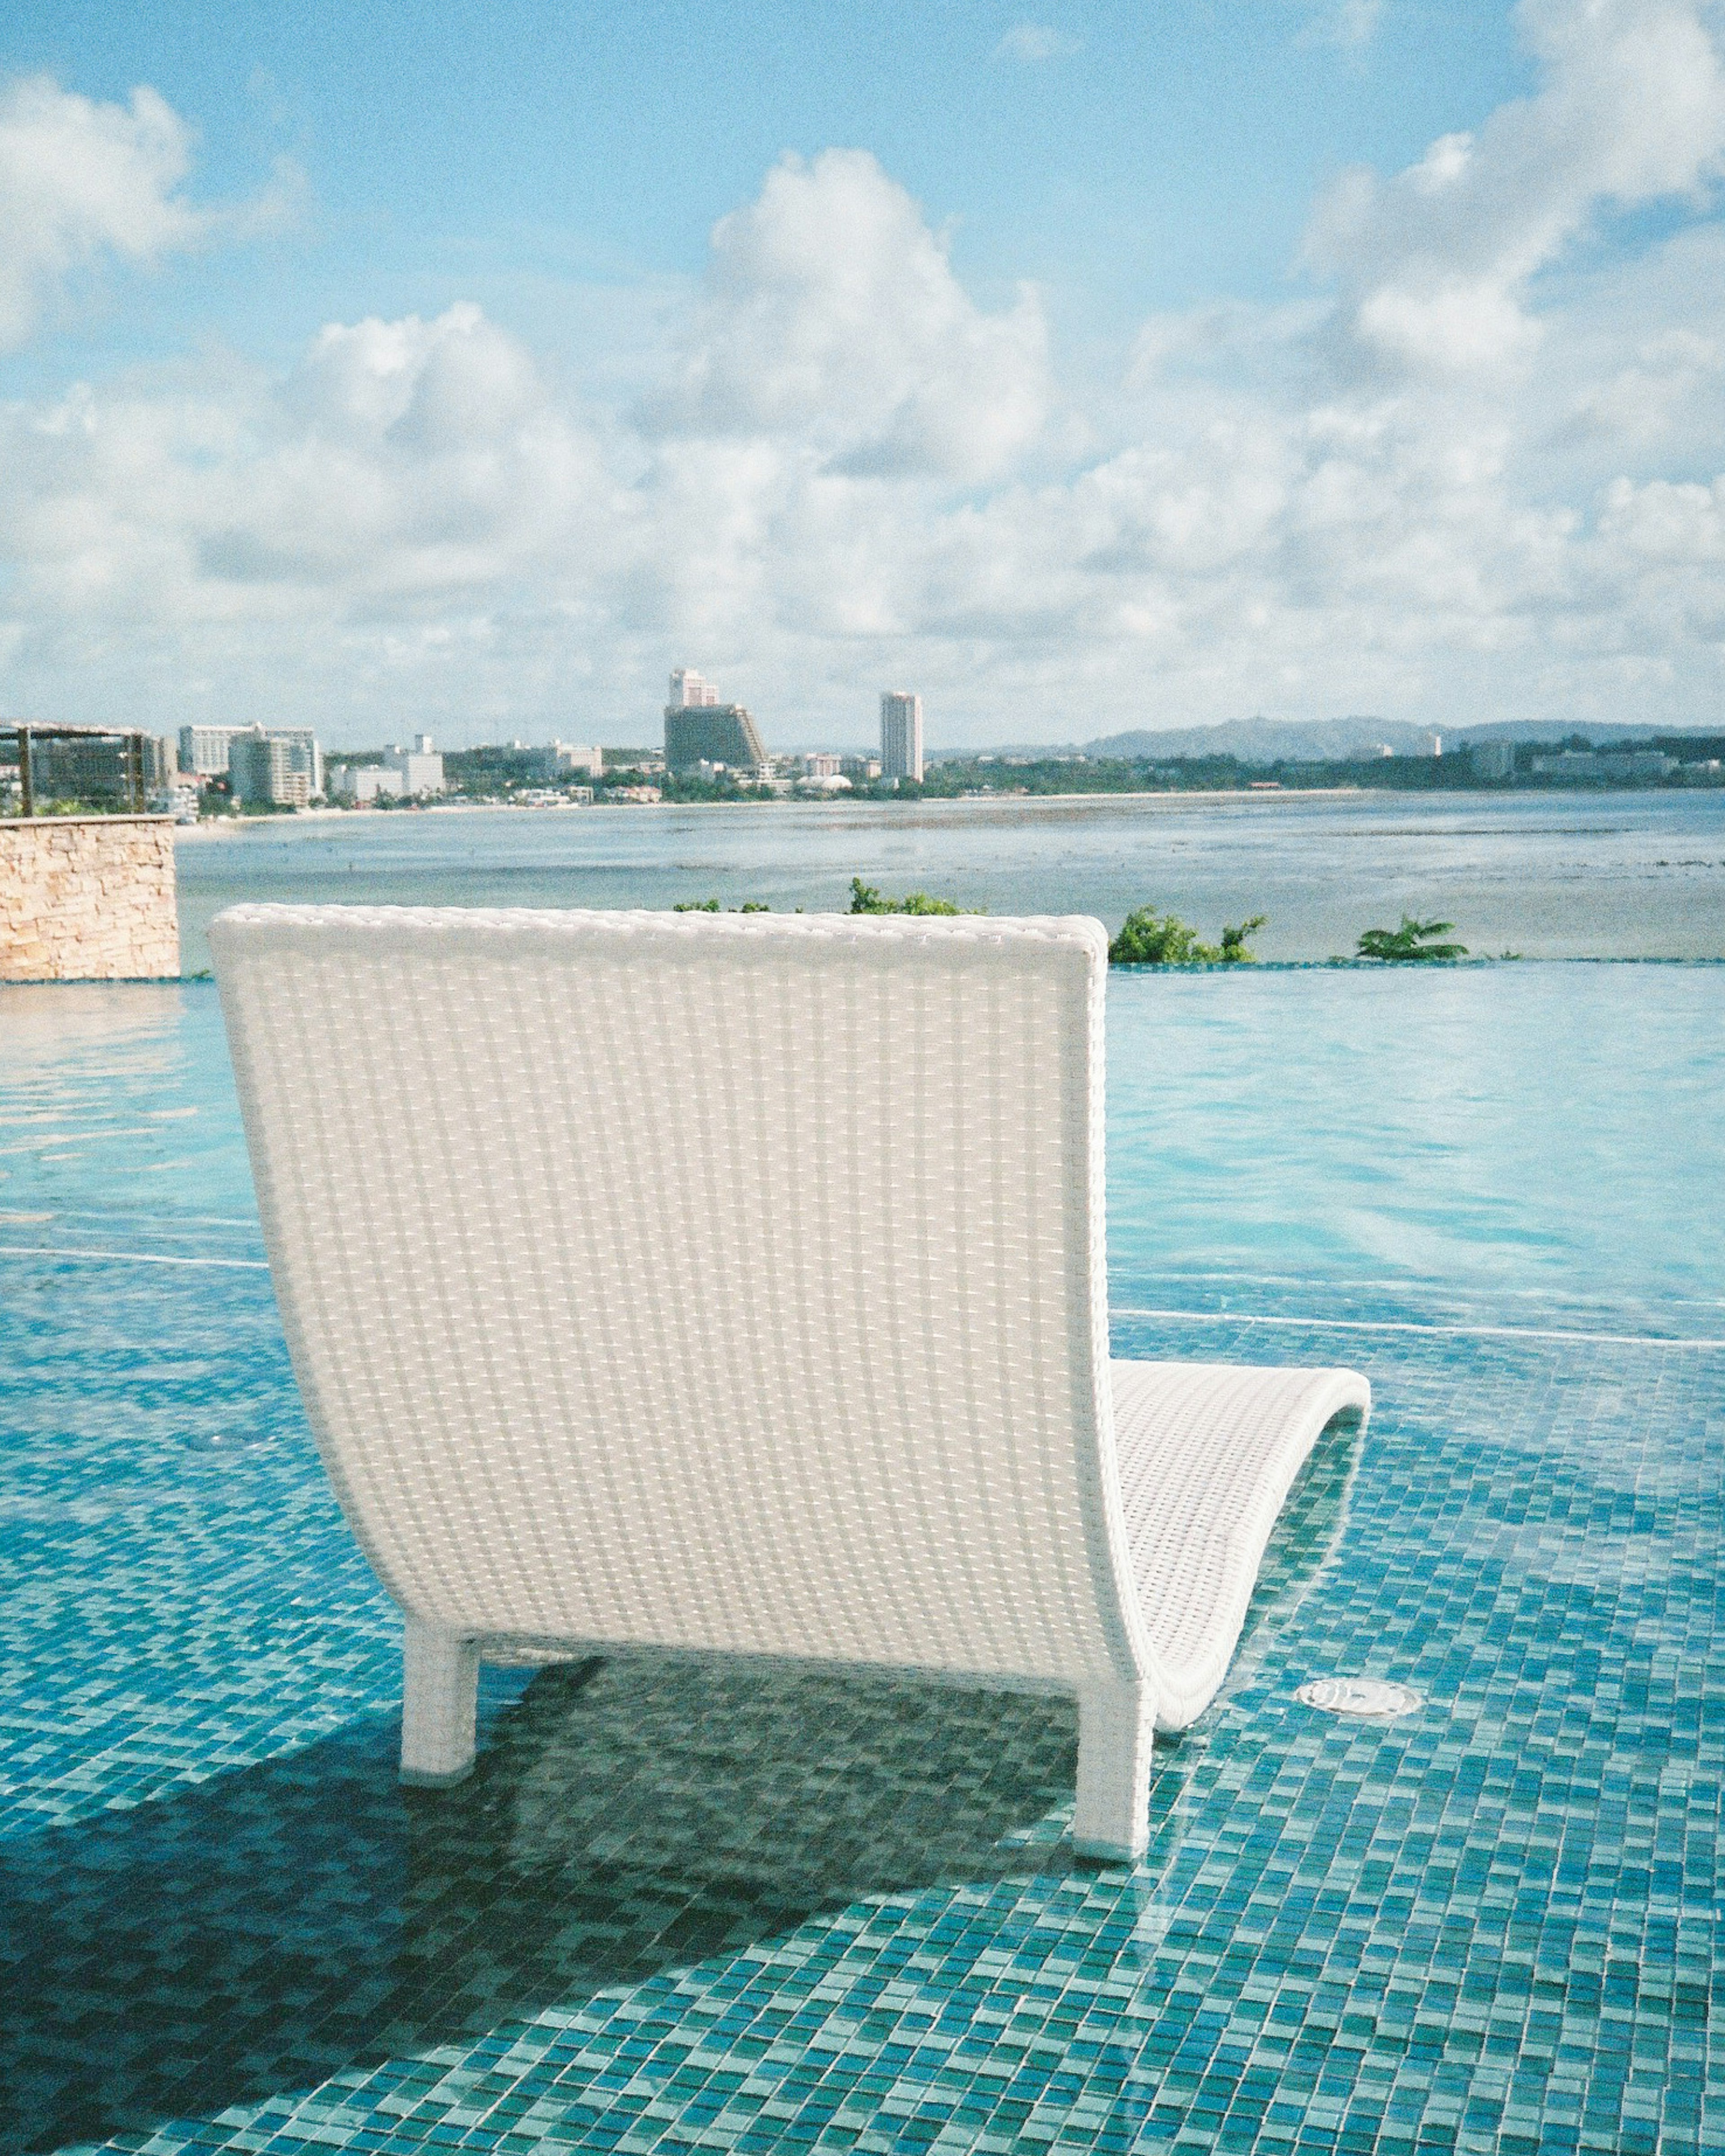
169,775,1725,839
171,785,1392,835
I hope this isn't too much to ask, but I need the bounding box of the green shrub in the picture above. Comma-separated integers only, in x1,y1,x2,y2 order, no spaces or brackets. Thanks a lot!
848,876,971,916
1110,909,1208,964
1109,909,1266,965
1216,915,1267,963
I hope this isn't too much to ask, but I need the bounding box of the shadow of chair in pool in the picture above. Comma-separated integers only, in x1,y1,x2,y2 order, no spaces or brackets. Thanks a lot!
0,1662,1079,2155
0,1411,1364,2156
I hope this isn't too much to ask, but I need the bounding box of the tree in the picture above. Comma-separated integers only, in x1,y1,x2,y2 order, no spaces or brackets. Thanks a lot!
1217,915,1267,963
1356,916,1468,961
1109,908,1210,964
1109,908,1268,965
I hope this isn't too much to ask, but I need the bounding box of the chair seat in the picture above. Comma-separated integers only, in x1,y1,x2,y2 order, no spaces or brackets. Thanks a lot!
1110,1359,1370,1730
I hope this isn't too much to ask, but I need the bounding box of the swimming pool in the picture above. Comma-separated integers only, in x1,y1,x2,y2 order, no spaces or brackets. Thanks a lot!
2,965,1721,2153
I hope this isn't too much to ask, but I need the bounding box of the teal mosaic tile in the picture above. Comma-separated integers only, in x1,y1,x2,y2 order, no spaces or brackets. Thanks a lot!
2,987,1722,2155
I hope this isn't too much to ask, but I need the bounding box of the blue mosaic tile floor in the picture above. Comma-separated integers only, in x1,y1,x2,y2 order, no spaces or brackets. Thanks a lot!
2,977,1722,2155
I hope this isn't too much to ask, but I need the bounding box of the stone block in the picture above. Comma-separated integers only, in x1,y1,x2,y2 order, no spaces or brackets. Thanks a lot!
0,817,181,981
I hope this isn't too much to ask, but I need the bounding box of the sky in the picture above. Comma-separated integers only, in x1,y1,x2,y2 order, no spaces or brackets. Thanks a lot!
0,0,1722,751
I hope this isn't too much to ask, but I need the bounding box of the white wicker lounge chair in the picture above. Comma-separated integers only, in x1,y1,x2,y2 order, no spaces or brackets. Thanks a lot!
211,905,1368,1861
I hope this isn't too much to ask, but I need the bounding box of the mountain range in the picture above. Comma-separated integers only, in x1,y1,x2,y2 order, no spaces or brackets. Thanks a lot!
1075,715,1712,763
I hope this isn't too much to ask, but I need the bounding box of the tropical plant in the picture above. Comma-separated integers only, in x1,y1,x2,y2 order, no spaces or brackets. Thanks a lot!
1108,908,1267,965
848,876,970,916
1109,908,1212,964
1355,916,1468,961
1216,915,1267,963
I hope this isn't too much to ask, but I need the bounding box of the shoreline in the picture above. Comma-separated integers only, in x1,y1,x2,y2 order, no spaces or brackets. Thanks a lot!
166,780,1723,840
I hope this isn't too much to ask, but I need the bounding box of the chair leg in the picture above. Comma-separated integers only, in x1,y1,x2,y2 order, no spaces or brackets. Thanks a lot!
1072,1678,1154,1861
399,1618,480,1786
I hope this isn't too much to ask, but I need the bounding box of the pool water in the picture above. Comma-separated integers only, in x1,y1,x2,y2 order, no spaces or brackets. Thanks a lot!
2,966,1722,2154
1106,964,1725,1337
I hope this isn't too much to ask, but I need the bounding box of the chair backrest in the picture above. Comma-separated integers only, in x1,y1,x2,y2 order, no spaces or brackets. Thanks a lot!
212,905,1143,1689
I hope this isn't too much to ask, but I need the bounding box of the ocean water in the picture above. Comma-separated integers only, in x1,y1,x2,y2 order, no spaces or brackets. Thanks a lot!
172,788,1725,972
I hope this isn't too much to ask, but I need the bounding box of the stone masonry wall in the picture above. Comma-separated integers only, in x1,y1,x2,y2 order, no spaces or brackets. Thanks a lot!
0,817,180,981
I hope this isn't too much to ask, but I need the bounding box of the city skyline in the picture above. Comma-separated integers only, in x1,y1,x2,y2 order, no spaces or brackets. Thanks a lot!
18,697,1711,782
1,4,1724,748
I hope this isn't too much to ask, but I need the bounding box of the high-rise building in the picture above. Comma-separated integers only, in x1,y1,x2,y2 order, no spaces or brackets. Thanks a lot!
229,730,311,807
665,705,770,773
24,730,170,802
273,727,324,798
179,724,241,777
200,723,323,797
664,671,767,772
880,692,924,783
669,668,721,709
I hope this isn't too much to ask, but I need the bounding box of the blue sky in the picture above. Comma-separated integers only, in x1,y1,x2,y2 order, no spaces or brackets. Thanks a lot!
0,1,1721,748
0,2,1531,331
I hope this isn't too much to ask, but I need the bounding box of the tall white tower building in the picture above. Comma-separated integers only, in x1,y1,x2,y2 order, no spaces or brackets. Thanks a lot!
670,668,721,709
880,691,923,783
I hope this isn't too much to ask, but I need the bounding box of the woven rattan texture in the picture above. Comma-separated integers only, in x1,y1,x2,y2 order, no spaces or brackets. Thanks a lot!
212,907,1139,1689
1110,1361,1370,1727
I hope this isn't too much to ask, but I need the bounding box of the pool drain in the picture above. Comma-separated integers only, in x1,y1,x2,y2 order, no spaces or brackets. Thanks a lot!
1296,1677,1423,1719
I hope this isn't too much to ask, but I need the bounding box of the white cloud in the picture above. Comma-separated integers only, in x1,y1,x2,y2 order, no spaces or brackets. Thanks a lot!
1309,0,1725,374
5,13,1725,747
1599,472,1725,558
0,303,608,661
1300,0,1385,48
644,149,1047,483
0,76,207,351
993,24,1083,62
